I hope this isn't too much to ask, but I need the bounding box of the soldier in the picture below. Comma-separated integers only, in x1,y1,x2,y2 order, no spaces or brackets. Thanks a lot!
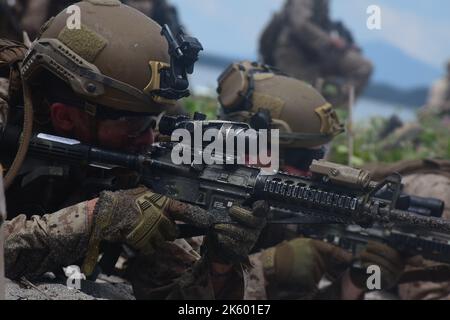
367,159,450,300
217,61,405,300
0,0,182,42
0,0,73,41
0,2,268,300
259,0,373,102
421,60,450,117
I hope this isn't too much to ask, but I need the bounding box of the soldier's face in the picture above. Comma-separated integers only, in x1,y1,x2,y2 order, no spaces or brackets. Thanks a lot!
50,103,155,153
97,117,155,153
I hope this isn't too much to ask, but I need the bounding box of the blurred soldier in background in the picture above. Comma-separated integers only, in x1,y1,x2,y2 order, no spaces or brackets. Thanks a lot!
0,0,74,41
259,0,373,105
217,61,405,300
0,0,182,42
421,60,450,118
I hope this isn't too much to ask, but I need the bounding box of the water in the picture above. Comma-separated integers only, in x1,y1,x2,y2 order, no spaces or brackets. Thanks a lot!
190,64,418,122
353,98,417,122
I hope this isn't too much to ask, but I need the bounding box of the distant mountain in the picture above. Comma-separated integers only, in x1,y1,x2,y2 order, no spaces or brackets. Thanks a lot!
362,41,442,90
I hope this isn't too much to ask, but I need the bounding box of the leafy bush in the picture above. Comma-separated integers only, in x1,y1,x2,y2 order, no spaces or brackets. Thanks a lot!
182,95,218,119
327,110,450,165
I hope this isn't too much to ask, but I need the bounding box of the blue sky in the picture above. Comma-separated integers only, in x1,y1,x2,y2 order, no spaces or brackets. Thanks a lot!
171,0,450,88
332,0,450,68
170,0,283,58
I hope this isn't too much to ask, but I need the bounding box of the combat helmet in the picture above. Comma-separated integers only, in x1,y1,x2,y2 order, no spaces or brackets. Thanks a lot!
217,61,344,149
21,0,202,118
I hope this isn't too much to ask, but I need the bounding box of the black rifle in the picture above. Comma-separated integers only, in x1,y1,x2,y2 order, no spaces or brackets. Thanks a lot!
1,120,448,236
298,224,450,283
300,224,450,265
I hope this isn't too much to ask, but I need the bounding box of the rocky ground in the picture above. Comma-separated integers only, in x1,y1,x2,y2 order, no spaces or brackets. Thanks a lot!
6,274,135,300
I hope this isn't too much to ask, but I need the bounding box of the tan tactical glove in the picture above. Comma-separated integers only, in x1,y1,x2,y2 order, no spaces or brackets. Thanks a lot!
349,241,406,291
206,201,269,263
82,187,178,275
262,238,352,298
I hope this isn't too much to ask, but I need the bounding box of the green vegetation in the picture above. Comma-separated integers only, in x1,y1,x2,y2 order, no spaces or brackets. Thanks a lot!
328,110,450,166
182,95,218,120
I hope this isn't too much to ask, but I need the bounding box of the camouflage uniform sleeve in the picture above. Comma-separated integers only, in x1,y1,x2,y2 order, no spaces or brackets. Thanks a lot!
245,252,268,300
425,79,450,113
284,0,332,53
4,202,92,280
425,79,447,111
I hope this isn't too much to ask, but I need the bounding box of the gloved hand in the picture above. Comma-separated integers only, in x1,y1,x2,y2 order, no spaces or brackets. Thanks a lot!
82,187,178,275
349,241,406,291
206,200,269,263
262,238,352,296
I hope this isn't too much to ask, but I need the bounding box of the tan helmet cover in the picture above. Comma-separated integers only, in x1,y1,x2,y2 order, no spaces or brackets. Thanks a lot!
217,61,278,111
22,0,175,116
218,61,344,149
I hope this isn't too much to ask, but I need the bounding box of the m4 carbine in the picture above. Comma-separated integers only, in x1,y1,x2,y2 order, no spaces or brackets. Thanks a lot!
1,120,447,237
300,224,450,278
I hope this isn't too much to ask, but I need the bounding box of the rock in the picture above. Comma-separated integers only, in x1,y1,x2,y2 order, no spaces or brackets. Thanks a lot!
5,276,135,300
6,279,95,300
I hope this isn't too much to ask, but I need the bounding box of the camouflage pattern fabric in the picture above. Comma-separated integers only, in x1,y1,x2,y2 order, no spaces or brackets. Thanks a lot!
4,202,92,280
423,76,450,115
1,0,182,42
4,201,245,299
398,173,450,300
259,0,372,98
363,160,450,300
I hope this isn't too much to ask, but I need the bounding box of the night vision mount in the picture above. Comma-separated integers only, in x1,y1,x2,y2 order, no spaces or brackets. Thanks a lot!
159,24,203,100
